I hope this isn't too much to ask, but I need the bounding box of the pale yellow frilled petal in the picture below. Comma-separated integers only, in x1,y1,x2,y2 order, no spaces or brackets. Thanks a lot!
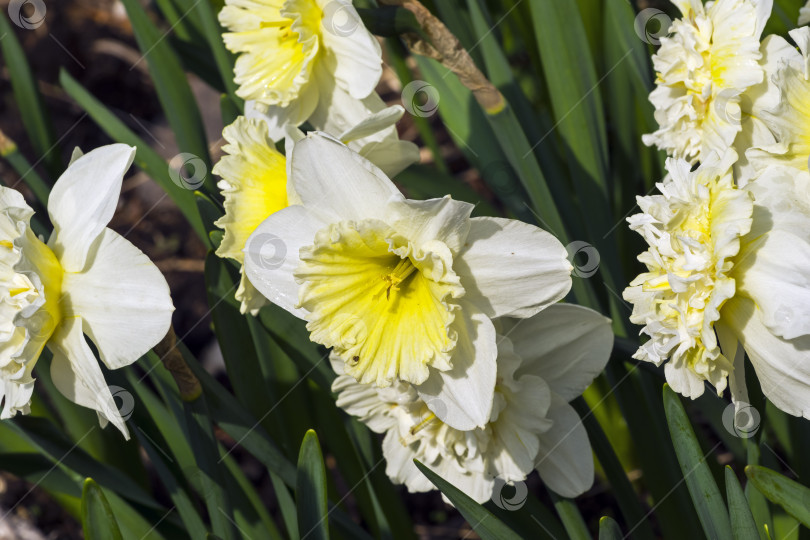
623,151,753,397
215,116,288,264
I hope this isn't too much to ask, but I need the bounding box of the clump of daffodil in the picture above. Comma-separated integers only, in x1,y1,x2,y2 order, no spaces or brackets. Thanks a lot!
219,0,382,139
244,132,573,430
214,114,418,314
0,145,174,437
642,0,771,163
624,149,810,420
333,304,612,501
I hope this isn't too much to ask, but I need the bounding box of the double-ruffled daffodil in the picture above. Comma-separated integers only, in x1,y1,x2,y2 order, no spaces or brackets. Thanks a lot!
624,150,810,420
214,114,418,314
643,0,771,163
332,304,613,501
0,145,174,437
220,0,382,139
244,133,572,430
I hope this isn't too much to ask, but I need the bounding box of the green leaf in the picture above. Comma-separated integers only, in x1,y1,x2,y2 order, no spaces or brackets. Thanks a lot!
0,16,60,178
746,465,810,528
118,0,214,191
571,397,655,540
663,385,732,539
549,490,591,540
297,430,329,540
726,466,759,540
82,478,123,540
598,516,623,540
414,460,522,540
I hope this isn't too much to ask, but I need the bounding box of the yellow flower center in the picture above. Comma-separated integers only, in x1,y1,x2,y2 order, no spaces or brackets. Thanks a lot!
295,219,463,387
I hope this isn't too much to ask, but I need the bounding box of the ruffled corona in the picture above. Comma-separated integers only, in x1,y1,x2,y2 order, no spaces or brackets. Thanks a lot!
214,116,288,314
296,219,464,386
332,345,553,503
623,152,753,397
0,189,62,418
642,0,769,163
220,0,321,107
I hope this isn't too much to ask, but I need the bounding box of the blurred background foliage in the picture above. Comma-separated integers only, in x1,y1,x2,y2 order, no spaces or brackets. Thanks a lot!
1,0,810,538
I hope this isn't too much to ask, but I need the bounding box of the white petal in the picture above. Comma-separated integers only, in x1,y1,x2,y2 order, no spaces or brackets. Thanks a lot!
381,430,433,493
48,317,129,438
506,304,613,402
316,0,382,99
415,302,497,430
307,82,419,177
388,196,473,255
289,132,404,223
244,79,320,142
534,393,594,498
47,144,135,272
723,297,810,419
735,230,810,340
455,217,572,318
61,228,174,369
243,204,329,318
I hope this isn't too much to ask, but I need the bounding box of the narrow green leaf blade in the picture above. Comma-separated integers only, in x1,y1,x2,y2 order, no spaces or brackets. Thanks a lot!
745,465,810,528
82,478,123,540
598,516,623,540
414,460,522,540
0,16,60,177
118,0,213,190
549,490,591,540
726,466,759,540
663,385,732,539
297,430,329,540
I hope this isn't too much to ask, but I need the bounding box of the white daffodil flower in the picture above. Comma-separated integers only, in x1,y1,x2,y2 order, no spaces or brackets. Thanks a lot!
624,149,810,421
244,132,572,430
743,28,810,179
220,0,382,139
332,304,613,501
0,144,174,438
214,115,418,314
642,0,771,163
